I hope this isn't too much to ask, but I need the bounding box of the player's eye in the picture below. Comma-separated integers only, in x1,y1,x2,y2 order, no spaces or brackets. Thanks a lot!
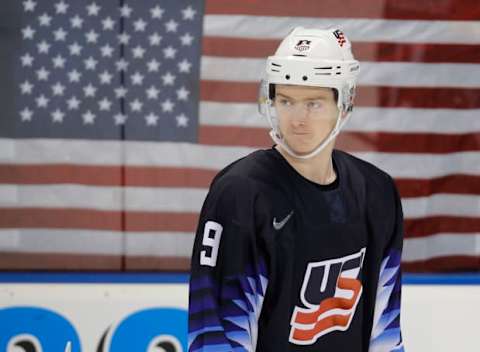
306,100,323,110
276,98,292,107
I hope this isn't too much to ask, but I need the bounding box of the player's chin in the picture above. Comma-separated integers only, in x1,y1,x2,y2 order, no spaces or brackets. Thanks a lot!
285,136,317,155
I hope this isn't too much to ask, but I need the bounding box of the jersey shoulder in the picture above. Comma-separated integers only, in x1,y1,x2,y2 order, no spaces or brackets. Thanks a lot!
335,149,395,190
209,149,279,193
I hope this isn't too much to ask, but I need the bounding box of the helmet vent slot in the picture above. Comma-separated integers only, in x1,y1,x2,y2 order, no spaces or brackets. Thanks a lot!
292,54,306,57
271,62,282,67
271,69,280,72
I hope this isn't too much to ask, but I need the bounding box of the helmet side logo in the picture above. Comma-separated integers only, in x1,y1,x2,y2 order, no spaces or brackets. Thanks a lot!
294,39,311,52
332,29,346,47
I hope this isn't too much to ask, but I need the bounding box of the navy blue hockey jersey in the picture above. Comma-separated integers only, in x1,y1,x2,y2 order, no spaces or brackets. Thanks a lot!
188,147,404,351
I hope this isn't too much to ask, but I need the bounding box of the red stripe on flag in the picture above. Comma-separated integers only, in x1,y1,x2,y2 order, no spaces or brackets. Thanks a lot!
0,165,217,188
1,165,477,197
0,252,122,270
396,175,480,198
0,208,199,232
402,256,480,273
405,217,480,238
201,81,480,109
205,0,480,20
199,126,480,153
203,37,480,64
1,209,475,238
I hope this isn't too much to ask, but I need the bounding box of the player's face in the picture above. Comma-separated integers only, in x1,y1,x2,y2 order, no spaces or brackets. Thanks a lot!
274,84,339,155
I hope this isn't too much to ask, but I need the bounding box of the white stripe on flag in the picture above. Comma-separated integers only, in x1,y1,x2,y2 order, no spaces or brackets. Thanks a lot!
204,15,480,44
0,229,123,255
126,232,194,257
1,139,479,178
0,185,207,212
201,57,480,88
1,185,478,217
402,233,480,262
200,102,480,133
402,194,480,218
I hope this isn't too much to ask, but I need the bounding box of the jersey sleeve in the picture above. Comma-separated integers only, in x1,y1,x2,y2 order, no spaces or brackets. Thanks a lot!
369,178,405,352
188,176,269,352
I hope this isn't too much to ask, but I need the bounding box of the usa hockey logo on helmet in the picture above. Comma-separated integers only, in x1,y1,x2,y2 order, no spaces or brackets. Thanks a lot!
289,248,366,345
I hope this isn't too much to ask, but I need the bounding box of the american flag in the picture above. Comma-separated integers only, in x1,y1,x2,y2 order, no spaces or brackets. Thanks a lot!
0,0,478,272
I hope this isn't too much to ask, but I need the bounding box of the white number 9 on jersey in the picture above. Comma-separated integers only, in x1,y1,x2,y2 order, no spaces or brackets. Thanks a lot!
200,221,223,267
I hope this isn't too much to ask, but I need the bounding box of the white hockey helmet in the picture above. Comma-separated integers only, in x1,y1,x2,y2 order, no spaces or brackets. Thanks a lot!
259,27,360,159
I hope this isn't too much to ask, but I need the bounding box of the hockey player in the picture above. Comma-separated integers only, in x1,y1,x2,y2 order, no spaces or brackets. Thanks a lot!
188,27,404,351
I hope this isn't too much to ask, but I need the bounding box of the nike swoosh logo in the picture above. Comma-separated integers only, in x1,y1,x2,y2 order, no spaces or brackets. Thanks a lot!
273,210,294,230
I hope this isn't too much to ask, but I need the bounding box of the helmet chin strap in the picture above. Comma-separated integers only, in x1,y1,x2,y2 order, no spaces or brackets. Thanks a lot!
267,108,349,160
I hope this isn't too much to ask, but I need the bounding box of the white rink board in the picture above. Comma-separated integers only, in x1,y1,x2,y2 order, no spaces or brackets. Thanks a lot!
0,281,479,351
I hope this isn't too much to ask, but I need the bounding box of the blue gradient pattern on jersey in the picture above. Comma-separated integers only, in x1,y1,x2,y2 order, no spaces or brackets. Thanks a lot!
369,249,404,352
189,260,268,352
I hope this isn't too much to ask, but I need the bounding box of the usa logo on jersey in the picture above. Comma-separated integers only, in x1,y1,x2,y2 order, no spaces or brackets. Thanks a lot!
289,248,366,345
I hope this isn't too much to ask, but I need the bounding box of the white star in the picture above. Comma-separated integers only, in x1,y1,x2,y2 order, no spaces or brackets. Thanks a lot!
176,86,190,101
67,96,80,110
99,70,113,84
51,82,65,96
145,112,159,126
55,1,69,14
21,53,34,67
163,46,177,59
148,32,162,46
150,5,164,19
145,112,158,126
102,17,115,30
83,83,97,97
37,40,50,54
20,81,34,94
85,30,99,43
69,42,82,55
68,70,81,82
147,59,160,72
119,4,132,17
132,46,145,59
53,28,67,41
36,67,50,81
114,113,127,125
130,99,143,112
23,0,36,12
176,113,189,127
182,6,196,20
133,18,147,32
161,99,174,112
130,71,144,85
178,59,191,73
114,86,127,98
51,109,65,122
98,97,112,111
165,19,178,32
38,13,52,26
82,110,96,124
161,72,175,86
115,59,129,71
84,57,98,70
52,55,66,68
70,15,83,28
86,3,101,16
101,44,114,57
180,33,194,46
22,26,35,39
118,32,130,45
20,108,33,121
146,86,159,99
36,95,49,108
